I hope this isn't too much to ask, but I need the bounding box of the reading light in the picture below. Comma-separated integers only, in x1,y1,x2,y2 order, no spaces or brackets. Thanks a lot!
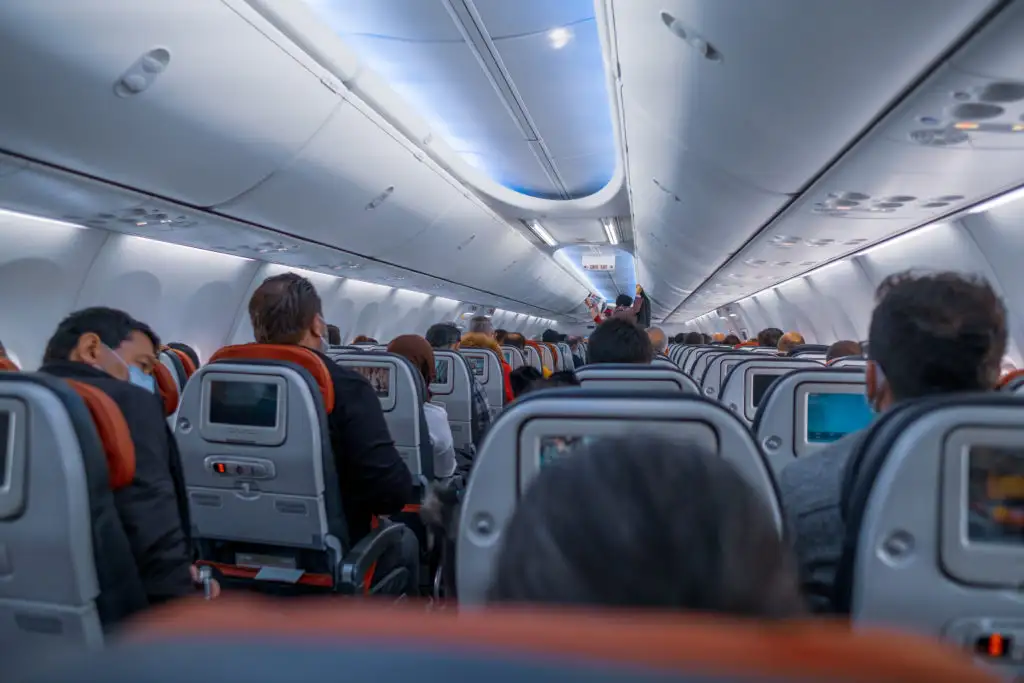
602,217,620,245
967,185,1024,215
526,220,558,247
548,27,573,49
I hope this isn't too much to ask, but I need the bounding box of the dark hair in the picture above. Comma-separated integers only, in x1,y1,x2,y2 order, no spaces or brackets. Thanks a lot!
683,331,703,345
495,329,508,345
541,329,560,343
869,271,1006,400
701,333,712,344
614,294,633,308
724,334,741,346
826,340,862,363
487,436,804,617
589,317,653,364
325,324,342,346
426,322,461,349
520,370,581,396
167,342,200,368
509,366,543,397
757,328,783,348
44,307,160,364
505,332,526,350
248,273,322,345
352,335,378,345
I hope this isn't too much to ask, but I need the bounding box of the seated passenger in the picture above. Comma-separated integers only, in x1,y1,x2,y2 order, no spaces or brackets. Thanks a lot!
779,271,1007,613
426,322,492,446
247,274,416,581
509,366,543,398
488,435,804,616
504,332,526,351
683,331,703,345
40,307,201,605
325,324,342,347
517,370,581,397
462,317,515,403
494,329,508,346
388,335,457,481
777,331,806,355
712,333,726,344
757,327,783,348
724,334,741,346
568,337,584,368
825,340,862,363
588,317,654,365
352,335,378,345
647,327,668,356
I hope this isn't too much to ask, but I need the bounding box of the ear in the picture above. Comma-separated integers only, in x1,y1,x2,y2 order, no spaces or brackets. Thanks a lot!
866,360,889,409
73,332,103,365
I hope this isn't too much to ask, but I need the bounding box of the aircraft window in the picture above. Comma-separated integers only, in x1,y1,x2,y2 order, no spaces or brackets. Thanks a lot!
209,381,278,428
0,411,10,487
467,356,485,377
968,446,1024,546
751,374,778,408
434,358,450,384
351,366,391,398
805,393,873,444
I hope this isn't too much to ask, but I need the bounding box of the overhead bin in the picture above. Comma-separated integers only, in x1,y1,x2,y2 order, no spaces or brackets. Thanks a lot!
0,0,339,207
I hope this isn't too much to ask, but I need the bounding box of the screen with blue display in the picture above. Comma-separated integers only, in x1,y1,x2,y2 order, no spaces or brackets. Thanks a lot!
806,393,873,443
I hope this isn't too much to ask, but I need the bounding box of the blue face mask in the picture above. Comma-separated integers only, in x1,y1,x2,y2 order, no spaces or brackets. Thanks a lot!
103,344,156,393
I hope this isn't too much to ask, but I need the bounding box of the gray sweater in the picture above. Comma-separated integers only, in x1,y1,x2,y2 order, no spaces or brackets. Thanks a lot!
778,432,864,613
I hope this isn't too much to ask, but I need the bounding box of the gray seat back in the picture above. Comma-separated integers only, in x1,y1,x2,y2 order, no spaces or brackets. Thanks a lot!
651,356,678,370
576,364,699,394
752,368,869,475
176,357,345,568
460,349,504,415
555,343,572,371
523,346,542,372
830,357,867,369
501,346,524,371
457,389,781,606
690,348,734,382
700,352,760,401
0,373,141,653
430,350,473,450
330,351,431,482
537,345,555,373
719,358,824,425
840,394,1024,677
159,350,186,391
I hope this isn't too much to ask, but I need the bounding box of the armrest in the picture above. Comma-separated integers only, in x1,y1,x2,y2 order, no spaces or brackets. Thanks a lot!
339,522,406,591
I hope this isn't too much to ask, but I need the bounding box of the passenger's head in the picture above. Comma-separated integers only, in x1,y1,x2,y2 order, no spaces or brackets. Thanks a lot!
495,329,508,345
724,334,741,346
757,328,783,348
712,333,726,344
867,271,1007,411
826,340,862,363
44,307,161,385
615,294,633,308
541,329,560,343
352,335,378,345
683,331,703,345
509,366,543,397
505,332,526,350
325,324,341,346
426,322,461,350
701,333,712,344
588,318,654,365
647,327,668,355
468,315,494,338
387,335,435,395
777,332,805,355
488,436,804,616
460,332,501,355
248,273,326,350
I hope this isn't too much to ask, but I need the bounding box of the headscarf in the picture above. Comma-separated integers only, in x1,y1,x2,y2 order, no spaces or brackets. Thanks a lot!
387,335,435,400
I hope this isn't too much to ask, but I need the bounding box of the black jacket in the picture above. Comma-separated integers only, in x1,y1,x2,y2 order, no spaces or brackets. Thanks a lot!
313,350,414,543
40,361,194,605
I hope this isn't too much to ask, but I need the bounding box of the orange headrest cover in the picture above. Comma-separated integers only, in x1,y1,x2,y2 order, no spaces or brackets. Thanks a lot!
65,380,136,490
153,363,179,416
209,344,335,414
0,358,19,372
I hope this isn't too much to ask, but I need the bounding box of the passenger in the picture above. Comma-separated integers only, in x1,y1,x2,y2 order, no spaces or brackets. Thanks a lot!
468,315,494,337
495,329,508,346
683,331,703,345
325,324,342,347
425,323,491,447
387,335,457,481
352,335,377,345
825,340,862,363
779,271,1007,613
724,334,741,346
584,286,647,326
712,333,726,344
167,342,200,369
541,329,560,344
40,307,207,605
504,332,526,351
647,327,668,356
247,274,417,592
588,317,654,365
518,370,581,397
460,331,515,403
488,435,804,616
756,328,784,348
509,366,543,398
701,333,712,344
777,331,806,355
567,337,584,368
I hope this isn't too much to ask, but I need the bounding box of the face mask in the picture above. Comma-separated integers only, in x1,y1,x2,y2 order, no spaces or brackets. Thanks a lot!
868,362,887,414
317,316,329,353
103,344,156,393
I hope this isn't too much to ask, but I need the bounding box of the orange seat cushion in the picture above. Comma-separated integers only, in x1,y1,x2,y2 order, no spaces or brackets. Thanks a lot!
169,348,198,378
998,368,1024,389
65,380,136,490
153,363,179,416
0,358,18,372
209,344,335,414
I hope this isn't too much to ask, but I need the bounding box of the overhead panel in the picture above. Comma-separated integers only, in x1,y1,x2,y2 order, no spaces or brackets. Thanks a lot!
0,0,339,207
612,0,1000,321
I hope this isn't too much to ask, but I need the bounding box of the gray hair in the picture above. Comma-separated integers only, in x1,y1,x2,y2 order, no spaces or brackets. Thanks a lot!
647,327,668,354
468,315,494,335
